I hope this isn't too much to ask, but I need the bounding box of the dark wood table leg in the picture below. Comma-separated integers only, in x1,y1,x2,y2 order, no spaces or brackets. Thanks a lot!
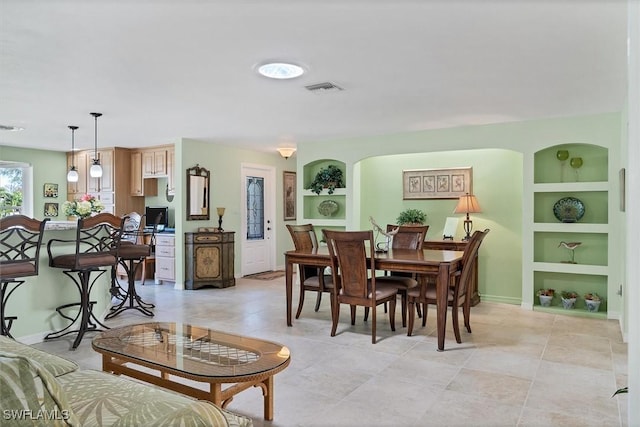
436,262,451,351
285,258,293,326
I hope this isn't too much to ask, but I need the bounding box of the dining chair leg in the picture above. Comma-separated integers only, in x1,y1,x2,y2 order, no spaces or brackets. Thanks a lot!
452,304,462,344
463,300,472,333
422,303,428,327
330,298,339,337
399,292,407,327
363,306,369,322
314,291,322,312
295,286,305,319
350,305,357,325
388,298,396,332
371,304,377,344
407,300,415,336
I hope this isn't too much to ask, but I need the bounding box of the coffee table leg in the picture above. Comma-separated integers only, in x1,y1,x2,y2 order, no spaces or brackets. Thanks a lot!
263,375,274,421
209,383,223,407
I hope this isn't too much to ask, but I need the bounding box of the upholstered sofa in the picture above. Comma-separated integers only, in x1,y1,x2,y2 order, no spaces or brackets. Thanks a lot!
0,335,252,426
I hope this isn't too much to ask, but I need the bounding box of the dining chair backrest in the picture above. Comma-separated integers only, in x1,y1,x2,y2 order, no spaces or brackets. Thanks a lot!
458,229,490,298
71,213,126,268
386,224,429,250
324,230,375,299
286,224,318,251
0,215,50,279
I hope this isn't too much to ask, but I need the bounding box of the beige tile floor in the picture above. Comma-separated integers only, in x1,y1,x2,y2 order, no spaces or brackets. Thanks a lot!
32,276,629,427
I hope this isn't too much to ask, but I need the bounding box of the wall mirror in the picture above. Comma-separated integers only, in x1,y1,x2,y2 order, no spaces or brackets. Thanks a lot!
186,164,210,221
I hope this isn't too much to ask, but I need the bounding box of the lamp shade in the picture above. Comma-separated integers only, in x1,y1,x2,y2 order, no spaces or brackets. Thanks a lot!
277,147,296,159
454,194,482,214
67,168,79,182
217,207,226,216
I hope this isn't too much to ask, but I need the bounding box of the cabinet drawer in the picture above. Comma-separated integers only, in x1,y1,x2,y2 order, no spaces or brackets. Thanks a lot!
155,235,175,246
99,192,114,204
195,233,221,242
155,257,175,280
156,246,175,257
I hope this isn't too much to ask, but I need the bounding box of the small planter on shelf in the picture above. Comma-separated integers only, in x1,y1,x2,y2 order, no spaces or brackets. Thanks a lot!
584,293,602,312
536,288,555,307
561,291,578,309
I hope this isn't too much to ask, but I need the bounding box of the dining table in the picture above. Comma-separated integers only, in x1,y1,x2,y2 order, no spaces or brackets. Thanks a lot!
284,246,465,351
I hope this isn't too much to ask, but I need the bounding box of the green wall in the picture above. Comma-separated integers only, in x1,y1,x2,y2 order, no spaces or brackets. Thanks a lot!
359,149,523,303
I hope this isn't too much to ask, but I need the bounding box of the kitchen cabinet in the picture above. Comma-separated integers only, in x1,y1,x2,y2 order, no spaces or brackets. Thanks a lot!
142,148,167,178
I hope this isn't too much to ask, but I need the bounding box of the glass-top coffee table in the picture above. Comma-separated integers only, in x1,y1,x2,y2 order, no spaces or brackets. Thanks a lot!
92,322,291,420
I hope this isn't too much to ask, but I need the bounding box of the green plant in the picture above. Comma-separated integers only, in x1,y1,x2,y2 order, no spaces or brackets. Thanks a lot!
396,208,428,225
584,292,601,301
537,288,555,297
307,165,344,195
561,290,578,299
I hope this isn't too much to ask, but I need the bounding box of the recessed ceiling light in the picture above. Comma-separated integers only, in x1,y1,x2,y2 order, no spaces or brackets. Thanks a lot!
257,62,304,79
0,124,25,131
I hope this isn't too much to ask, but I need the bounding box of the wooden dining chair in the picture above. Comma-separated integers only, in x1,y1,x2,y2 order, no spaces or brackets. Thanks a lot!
0,215,49,338
377,224,428,327
406,228,489,342
323,229,399,344
45,213,125,349
286,224,333,318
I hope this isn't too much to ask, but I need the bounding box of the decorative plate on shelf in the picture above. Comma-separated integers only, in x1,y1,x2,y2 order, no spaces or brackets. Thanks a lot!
553,197,585,223
318,200,339,217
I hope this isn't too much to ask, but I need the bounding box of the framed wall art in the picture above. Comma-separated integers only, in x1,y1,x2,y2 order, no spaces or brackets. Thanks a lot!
283,171,296,220
403,167,472,199
44,202,59,217
43,183,58,198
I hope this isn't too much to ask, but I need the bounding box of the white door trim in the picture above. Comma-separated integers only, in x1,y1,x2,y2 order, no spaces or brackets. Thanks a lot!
240,163,276,276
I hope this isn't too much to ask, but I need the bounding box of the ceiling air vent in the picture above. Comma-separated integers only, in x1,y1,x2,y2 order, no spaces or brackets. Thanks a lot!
305,82,343,93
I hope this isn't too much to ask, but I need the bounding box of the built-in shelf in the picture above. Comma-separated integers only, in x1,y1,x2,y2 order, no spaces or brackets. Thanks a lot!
533,262,608,275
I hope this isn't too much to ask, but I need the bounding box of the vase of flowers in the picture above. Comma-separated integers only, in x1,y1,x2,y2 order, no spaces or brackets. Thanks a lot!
584,293,602,312
62,194,104,219
561,291,578,309
537,288,555,307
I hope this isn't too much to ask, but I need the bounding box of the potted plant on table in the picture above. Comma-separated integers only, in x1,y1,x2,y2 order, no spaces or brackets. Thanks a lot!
307,165,345,195
584,293,602,312
396,208,428,225
536,288,555,307
561,290,578,309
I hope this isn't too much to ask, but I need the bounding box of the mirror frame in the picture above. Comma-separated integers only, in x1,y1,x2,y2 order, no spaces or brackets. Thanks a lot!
186,164,210,221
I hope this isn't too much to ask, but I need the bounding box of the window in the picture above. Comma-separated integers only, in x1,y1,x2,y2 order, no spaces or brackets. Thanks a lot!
0,161,32,217
246,176,264,240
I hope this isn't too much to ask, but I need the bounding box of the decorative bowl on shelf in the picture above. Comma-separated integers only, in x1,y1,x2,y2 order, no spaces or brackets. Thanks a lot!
553,197,585,223
317,200,339,217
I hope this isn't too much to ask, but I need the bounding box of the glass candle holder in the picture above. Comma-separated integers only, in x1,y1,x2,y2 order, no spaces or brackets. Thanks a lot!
570,157,583,181
556,150,569,182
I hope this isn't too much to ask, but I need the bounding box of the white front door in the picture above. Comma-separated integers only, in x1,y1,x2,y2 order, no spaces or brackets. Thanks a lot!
241,163,276,275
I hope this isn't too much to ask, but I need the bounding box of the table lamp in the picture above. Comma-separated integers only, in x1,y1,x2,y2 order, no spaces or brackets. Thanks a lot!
216,207,225,232
454,193,482,241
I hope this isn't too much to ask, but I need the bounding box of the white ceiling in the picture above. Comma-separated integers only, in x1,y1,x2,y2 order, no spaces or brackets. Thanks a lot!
0,0,628,155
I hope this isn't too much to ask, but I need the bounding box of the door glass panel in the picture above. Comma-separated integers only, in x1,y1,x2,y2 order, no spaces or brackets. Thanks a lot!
246,176,264,240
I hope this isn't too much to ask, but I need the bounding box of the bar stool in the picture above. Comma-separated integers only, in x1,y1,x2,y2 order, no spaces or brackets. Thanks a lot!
0,215,49,338
109,212,142,301
45,213,125,349
106,213,159,319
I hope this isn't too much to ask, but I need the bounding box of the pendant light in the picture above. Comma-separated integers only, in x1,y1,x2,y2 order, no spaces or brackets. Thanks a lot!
89,112,103,178
66,125,79,182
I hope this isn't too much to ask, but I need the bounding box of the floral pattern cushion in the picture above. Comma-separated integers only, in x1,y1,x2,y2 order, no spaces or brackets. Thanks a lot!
0,351,80,427
0,335,78,377
56,369,253,427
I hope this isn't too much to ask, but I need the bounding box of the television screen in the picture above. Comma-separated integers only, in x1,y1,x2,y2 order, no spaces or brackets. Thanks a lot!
145,206,169,231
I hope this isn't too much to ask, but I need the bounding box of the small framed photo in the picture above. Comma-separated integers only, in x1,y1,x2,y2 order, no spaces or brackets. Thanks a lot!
44,202,58,217
43,183,58,198
283,171,296,221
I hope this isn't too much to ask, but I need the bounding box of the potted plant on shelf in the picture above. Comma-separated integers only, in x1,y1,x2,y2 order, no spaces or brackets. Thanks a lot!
560,291,578,309
536,288,555,307
307,165,345,195
584,293,602,312
396,208,428,225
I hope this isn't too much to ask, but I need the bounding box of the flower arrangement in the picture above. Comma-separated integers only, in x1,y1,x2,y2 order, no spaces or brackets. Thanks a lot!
561,290,578,299
584,292,601,301
537,288,555,297
62,194,104,218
